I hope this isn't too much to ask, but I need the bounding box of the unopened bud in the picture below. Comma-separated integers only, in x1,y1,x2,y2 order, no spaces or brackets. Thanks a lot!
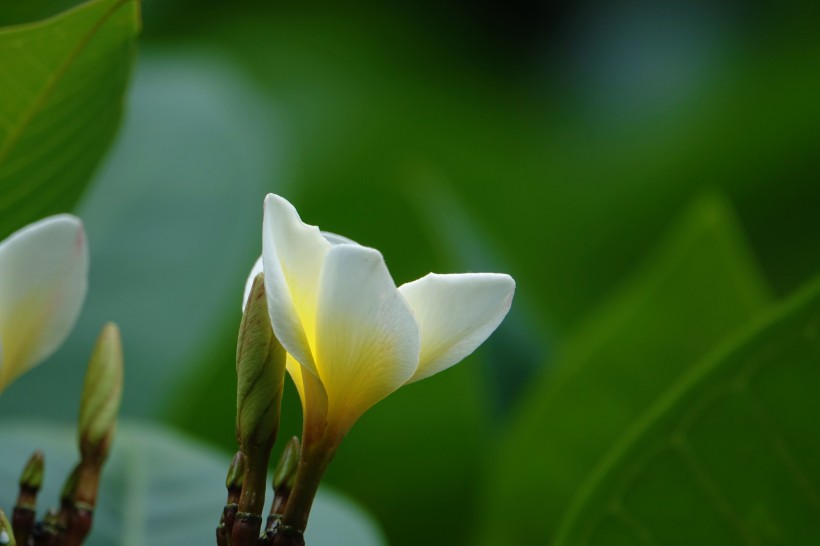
233,274,288,545
60,466,81,503
78,323,123,463
266,437,301,537
236,273,286,453
13,451,44,545
273,437,300,493
0,509,15,546
226,451,247,494
217,451,247,545
19,451,44,492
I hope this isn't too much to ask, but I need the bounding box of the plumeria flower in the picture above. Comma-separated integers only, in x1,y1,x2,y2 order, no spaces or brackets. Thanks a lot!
244,194,514,532
245,194,515,443
0,215,89,393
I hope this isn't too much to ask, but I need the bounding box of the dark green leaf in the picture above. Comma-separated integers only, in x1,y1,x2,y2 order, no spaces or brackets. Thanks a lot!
0,0,140,240
0,49,283,418
0,0,82,26
478,193,773,544
554,275,820,545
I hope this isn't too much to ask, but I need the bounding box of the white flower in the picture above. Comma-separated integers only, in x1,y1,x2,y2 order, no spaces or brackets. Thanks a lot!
0,215,89,393
245,194,514,440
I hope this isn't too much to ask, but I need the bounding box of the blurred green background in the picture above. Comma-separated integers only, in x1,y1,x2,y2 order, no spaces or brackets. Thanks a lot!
2,0,819,544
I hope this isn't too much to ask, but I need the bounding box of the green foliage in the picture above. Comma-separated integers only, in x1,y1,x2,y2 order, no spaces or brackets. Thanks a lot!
0,422,386,546
4,2,820,545
0,50,281,418
0,0,139,240
0,0,81,26
479,194,773,544
554,275,820,545
160,3,820,330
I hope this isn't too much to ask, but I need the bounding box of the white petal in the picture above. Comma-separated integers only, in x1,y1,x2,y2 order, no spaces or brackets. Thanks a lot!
242,256,264,311
0,215,89,391
321,231,358,246
399,273,514,383
314,244,420,433
262,194,331,375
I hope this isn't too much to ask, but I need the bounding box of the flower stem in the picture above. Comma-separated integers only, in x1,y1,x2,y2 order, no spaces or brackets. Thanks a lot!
280,437,338,534
231,450,269,546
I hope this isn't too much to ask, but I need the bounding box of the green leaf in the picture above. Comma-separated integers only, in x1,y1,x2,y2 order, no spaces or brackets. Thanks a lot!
0,0,140,240
554,275,820,545
0,1,82,26
478,193,773,545
0,421,386,546
0,49,283,418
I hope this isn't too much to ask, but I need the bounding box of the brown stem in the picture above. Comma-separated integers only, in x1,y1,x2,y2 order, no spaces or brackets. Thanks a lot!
232,513,262,546
217,526,229,546
63,507,93,546
14,450,44,544
231,450,270,546
280,439,337,534
271,525,305,546
217,502,238,546
11,503,36,545
58,460,100,546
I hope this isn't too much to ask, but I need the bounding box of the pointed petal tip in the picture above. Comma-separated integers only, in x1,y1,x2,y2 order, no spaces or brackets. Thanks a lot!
400,271,516,384
100,321,121,340
264,193,296,214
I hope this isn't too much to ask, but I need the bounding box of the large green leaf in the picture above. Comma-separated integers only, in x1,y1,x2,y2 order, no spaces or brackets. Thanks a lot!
0,422,386,546
478,194,773,545
0,49,283,418
554,275,820,545
0,1,81,26
0,0,140,240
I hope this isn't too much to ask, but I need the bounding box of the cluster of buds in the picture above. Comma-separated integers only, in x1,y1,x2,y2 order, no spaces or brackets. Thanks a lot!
1,324,123,546
216,274,303,546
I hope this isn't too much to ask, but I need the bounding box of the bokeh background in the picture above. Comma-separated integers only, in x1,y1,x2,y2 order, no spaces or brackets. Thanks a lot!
3,0,819,544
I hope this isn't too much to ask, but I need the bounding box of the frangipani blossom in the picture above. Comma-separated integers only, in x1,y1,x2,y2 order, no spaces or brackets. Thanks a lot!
0,215,89,393
245,194,514,441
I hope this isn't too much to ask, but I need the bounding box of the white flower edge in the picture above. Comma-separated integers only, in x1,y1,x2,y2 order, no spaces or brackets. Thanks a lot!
399,272,514,383
0,215,89,392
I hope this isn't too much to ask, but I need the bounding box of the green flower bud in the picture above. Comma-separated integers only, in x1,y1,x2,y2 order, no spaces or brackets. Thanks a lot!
273,437,300,493
18,451,44,492
226,451,246,494
60,466,81,503
12,451,42,546
78,323,124,463
266,437,302,537
232,274,288,546
236,274,286,454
